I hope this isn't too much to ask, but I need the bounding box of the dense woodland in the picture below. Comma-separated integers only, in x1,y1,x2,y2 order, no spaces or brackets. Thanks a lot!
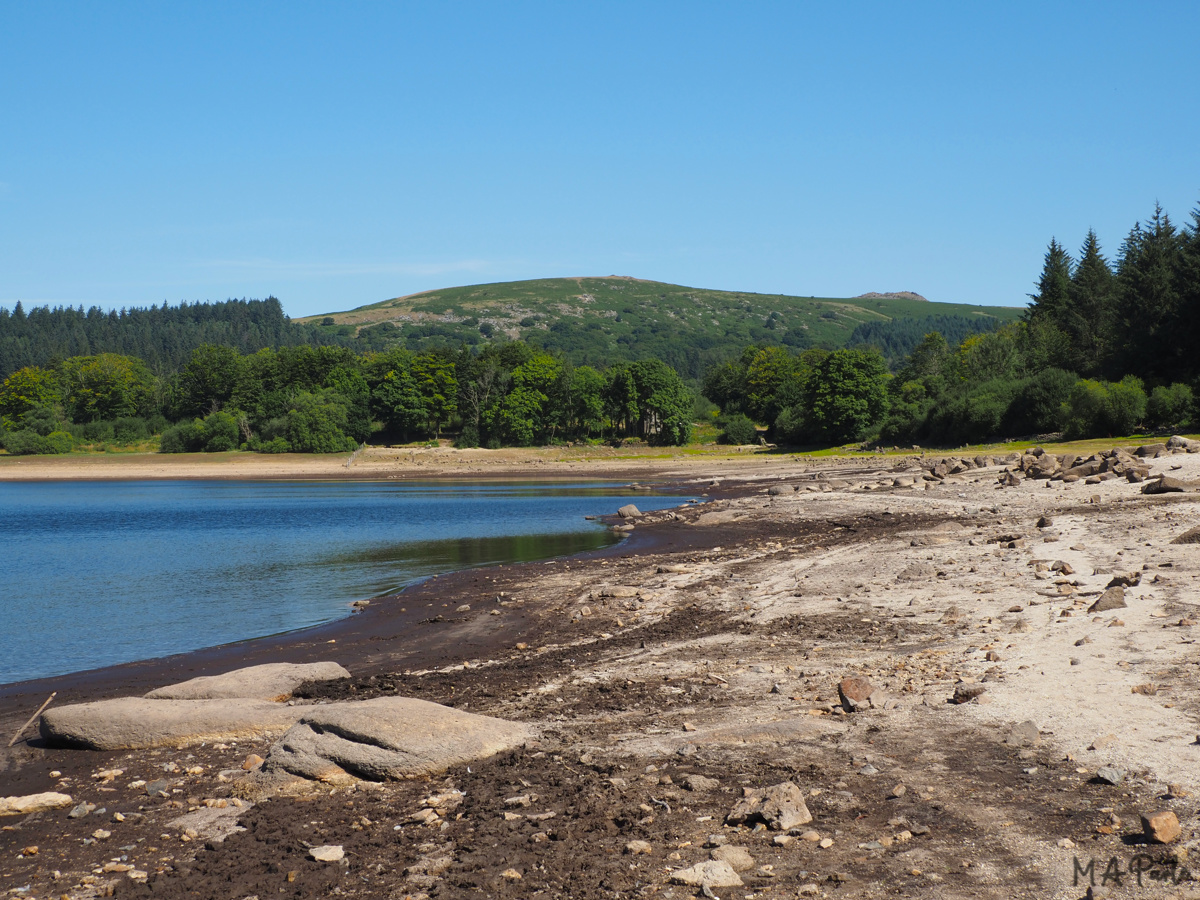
1,200,1197,456
706,201,1200,447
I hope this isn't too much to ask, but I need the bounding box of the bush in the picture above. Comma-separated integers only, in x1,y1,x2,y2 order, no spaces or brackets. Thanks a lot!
200,410,240,452
1062,376,1147,439
112,416,151,442
1147,383,1194,429
773,405,809,445
257,437,291,453
158,421,204,453
2,429,74,455
1002,368,1076,436
719,413,759,445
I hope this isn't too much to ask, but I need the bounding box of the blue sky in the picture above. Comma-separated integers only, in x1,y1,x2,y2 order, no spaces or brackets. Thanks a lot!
2,2,1198,318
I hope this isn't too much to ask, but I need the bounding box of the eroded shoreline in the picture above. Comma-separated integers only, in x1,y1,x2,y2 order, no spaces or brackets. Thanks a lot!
3,448,1200,899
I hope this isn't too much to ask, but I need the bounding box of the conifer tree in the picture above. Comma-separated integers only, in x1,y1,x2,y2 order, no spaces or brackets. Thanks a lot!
1028,238,1074,327
1116,204,1183,380
1067,229,1116,376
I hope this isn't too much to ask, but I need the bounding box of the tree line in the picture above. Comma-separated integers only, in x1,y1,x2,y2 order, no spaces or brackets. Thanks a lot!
0,341,694,454
705,200,1200,446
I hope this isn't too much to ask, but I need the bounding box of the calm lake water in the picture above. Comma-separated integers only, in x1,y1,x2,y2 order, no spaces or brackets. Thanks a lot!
0,480,687,684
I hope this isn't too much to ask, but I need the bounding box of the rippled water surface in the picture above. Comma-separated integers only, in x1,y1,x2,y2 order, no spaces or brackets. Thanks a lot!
0,480,685,684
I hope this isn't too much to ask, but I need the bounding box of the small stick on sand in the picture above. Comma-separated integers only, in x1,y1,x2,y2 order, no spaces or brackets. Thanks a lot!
7,692,56,748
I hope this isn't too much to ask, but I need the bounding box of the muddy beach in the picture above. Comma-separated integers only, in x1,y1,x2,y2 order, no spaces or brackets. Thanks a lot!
3,446,1200,900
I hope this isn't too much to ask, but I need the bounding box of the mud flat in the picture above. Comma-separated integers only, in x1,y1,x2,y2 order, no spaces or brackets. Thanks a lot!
2,448,1200,899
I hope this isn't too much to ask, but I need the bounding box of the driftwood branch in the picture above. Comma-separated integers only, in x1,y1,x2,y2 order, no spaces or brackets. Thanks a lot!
7,692,56,748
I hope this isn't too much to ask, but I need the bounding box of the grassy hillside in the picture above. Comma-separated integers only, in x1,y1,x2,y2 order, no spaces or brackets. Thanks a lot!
301,276,1023,379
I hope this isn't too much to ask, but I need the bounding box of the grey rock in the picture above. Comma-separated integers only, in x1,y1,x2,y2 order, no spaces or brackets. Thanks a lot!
40,697,307,750
260,697,533,784
684,774,720,792
144,779,172,796
710,845,756,872
617,504,642,519
669,860,743,889
1096,767,1126,786
1171,526,1200,545
726,781,812,831
1143,476,1193,494
146,662,351,701
309,844,345,862
0,792,74,817
952,684,987,704
1088,586,1127,614
1005,721,1040,747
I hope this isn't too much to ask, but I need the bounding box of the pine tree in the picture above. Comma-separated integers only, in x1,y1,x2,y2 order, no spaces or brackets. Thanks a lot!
1116,203,1184,380
1067,229,1116,376
1028,238,1074,328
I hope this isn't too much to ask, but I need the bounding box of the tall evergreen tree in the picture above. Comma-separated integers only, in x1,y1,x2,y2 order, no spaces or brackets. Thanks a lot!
1066,229,1116,376
1027,238,1074,327
1176,202,1200,383
1115,204,1184,380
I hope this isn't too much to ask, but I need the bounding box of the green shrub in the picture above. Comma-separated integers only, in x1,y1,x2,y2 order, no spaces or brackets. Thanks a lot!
158,421,204,453
200,410,240,451
1003,368,1075,435
2,429,73,454
112,416,151,442
257,437,291,453
1062,376,1147,438
719,413,758,445
1147,383,1193,429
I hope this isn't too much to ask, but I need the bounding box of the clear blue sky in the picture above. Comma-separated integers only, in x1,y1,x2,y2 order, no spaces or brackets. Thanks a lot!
2,2,1198,319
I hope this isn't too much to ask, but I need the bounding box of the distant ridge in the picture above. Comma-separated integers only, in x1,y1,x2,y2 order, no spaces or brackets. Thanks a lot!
855,291,929,302
301,276,1021,378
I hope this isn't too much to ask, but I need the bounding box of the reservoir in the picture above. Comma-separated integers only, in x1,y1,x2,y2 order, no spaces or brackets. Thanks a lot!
0,480,686,684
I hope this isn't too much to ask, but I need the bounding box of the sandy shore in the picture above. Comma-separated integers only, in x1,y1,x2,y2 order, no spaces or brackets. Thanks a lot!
0,444,876,483
2,447,1200,899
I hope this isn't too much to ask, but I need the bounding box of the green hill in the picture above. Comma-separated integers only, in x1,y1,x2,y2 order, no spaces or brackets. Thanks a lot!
301,276,1023,379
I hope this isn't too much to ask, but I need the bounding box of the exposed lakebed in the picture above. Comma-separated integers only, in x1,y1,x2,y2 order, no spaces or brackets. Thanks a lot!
0,479,687,684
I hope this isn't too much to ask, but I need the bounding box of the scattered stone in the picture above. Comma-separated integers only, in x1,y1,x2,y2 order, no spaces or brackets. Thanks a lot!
624,840,652,855
1107,572,1141,588
0,792,74,817
710,845,756,872
309,844,345,862
986,650,1003,662
1143,476,1191,494
952,684,987,704
1088,587,1127,614
838,676,875,712
669,860,743,889
456,604,471,612
1036,516,1054,528
1006,721,1040,747
242,754,265,771
145,662,350,701
1096,767,1126,786
684,774,720,792
1142,810,1181,844
726,781,812,831
617,504,642,519
1171,527,1200,545
887,784,907,799
92,828,111,840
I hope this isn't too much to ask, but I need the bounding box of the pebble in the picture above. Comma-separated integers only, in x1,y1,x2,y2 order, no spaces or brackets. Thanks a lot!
800,830,821,842
624,840,652,855
711,845,756,871
1142,810,1182,844
309,845,345,862
1096,767,1126,786
819,838,834,849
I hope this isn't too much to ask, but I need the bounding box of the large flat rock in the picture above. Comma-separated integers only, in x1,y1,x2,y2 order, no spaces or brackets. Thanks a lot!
40,697,308,750
145,662,350,701
261,697,534,783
